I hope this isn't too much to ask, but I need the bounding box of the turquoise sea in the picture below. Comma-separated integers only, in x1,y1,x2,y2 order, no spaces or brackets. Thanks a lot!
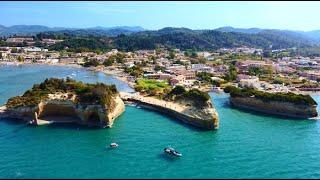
1,64,320,178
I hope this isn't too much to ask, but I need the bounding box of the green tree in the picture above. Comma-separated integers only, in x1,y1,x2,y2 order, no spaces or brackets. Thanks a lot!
302,79,307,84
103,57,114,67
125,65,143,78
170,85,186,95
148,55,156,61
115,52,126,63
224,65,237,82
191,51,198,58
17,56,24,62
83,59,100,67
248,67,262,76
154,65,165,72
168,51,175,59
199,57,206,64
11,47,18,53
263,66,274,77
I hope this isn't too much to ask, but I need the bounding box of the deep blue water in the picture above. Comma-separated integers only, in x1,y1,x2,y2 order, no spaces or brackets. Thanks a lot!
1,64,320,178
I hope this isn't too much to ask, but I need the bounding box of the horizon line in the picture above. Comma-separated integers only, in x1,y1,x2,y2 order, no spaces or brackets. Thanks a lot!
2,24,320,33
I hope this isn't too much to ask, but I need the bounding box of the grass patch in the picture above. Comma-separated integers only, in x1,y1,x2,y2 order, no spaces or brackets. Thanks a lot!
134,79,171,96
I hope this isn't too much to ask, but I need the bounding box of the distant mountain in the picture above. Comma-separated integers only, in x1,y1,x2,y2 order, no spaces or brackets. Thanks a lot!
89,26,145,32
3,24,320,51
214,26,264,34
46,28,142,37
0,25,69,36
0,25,146,37
111,27,318,51
214,26,320,43
46,27,319,52
301,30,320,41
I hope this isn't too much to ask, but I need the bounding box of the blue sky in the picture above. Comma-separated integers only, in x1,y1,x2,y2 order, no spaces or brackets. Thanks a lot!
1,1,320,31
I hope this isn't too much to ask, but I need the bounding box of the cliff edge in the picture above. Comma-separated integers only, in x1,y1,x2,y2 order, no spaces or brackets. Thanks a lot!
1,78,125,127
120,92,219,130
225,86,318,119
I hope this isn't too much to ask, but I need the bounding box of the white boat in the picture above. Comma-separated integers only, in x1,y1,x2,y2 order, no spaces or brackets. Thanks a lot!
212,86,223,93
164,147,182,157
110,143,119,148
127,103,137,107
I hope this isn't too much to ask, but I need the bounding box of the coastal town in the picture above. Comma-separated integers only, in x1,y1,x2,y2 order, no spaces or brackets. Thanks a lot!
4,2,320,179
1,36,320,96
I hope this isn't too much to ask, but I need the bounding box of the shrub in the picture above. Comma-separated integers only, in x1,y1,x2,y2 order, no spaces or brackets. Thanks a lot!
83,59,100,67
6,78,118,112
224,85,317,106
171,87,210,107
170,85,186,95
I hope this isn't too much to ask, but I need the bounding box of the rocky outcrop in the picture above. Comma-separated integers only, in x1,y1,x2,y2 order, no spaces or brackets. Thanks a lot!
3,92,125,127
120,92,219,130
230,96,318,119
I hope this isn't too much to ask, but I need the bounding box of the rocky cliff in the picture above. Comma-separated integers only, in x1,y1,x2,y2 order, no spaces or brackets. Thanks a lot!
230,96,318,119
4,92,125,127
120,92,219,130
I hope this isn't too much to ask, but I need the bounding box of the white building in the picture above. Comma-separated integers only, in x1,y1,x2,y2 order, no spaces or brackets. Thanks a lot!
24,47,42,52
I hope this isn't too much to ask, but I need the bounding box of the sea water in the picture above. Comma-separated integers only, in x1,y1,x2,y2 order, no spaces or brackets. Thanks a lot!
1,64,320,178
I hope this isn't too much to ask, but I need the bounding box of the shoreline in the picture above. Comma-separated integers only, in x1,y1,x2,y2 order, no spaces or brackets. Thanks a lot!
1,61,319,100
0,62,135,87
102,67,136,89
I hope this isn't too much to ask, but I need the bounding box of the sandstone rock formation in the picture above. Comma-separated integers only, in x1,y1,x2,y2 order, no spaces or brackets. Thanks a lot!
120,92,219,130
230,96,318,119
4,92,125,127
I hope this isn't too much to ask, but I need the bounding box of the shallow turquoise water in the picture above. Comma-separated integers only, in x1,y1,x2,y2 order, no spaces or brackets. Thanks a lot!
1,64,320,178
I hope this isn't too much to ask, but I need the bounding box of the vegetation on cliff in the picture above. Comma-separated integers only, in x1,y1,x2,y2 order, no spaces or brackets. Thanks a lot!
168,85,211,107
6,78,118,112
224,86,317,106
133,79,211,107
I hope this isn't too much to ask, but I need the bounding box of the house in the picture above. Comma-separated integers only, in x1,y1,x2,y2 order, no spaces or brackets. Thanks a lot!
59,57,77,64
237,74,260,89
24,47,42,52
42,39,64,45
6,37,34,43
236,60,274,73
191,64,213,73
206,56,215,61
197,51,211,58
210,77,223,82
144,72,172,80
124,62,135,68
169,78,179,86
299,71,320,81
46,58,59,64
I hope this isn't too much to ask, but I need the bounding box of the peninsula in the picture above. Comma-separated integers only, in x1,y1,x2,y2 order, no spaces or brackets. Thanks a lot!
224,86,318,119
120,92,219,130
124,80,219,130
0,78,125,127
